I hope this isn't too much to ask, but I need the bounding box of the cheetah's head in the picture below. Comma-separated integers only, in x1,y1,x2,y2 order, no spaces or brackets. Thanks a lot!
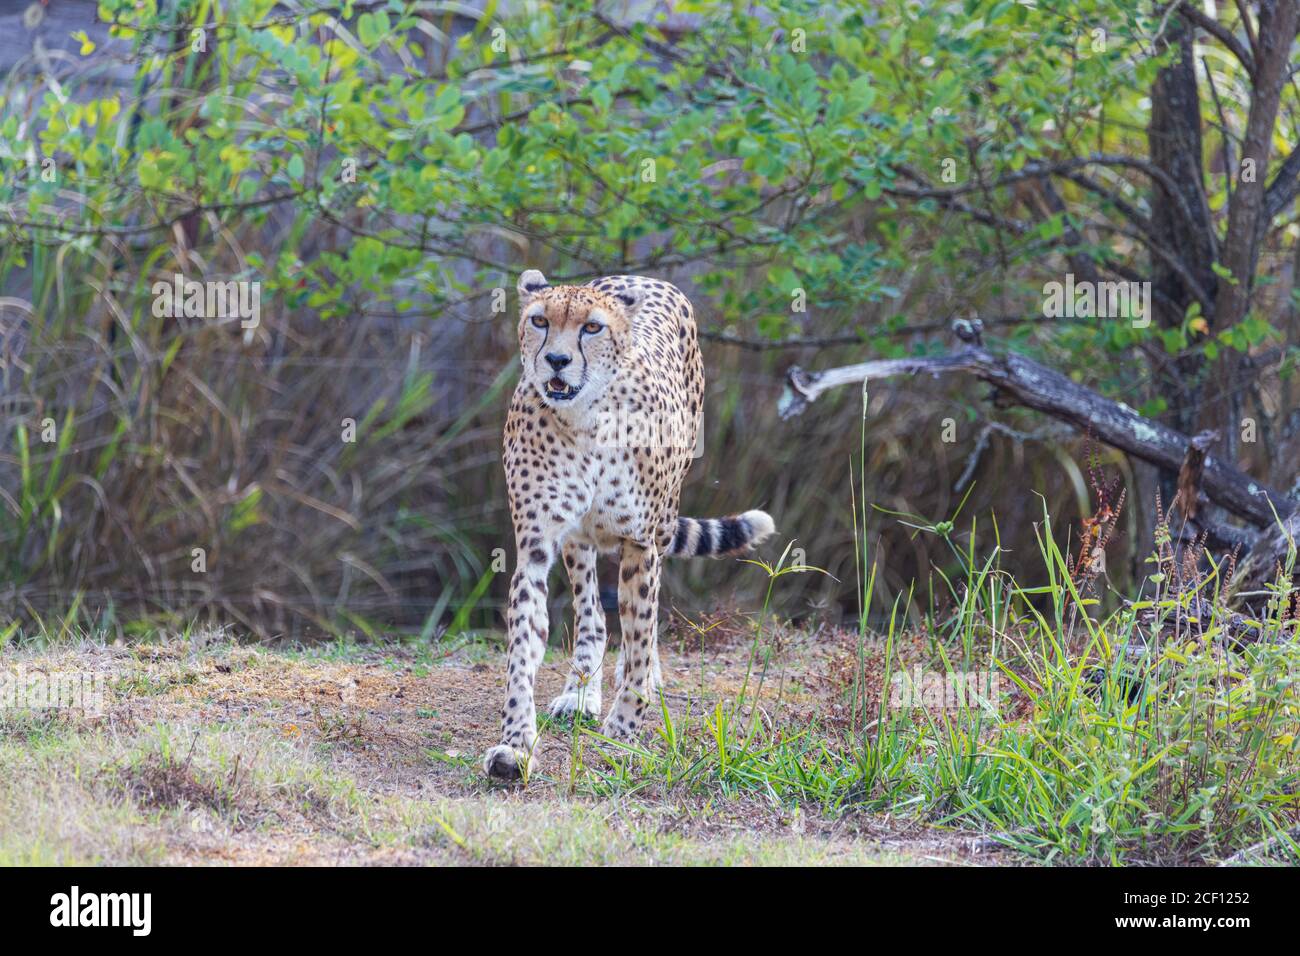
516,269,637,409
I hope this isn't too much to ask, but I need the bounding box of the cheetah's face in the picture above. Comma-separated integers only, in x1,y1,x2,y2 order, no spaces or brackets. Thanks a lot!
516,270,632,409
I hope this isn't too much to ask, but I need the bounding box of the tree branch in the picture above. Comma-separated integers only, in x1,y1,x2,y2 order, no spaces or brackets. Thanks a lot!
1264,142,1300,221
697,314,1074,350
779,331,1295,529
1177,1,1256,78
883,153,1211,281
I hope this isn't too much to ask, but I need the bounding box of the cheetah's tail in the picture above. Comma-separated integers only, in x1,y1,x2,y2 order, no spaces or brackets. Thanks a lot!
666,510,776,559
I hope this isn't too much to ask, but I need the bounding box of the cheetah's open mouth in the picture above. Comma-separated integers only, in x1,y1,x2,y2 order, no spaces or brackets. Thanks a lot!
545,377,582,401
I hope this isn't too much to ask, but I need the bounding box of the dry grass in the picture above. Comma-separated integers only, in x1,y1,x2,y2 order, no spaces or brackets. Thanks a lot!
0,631,993,867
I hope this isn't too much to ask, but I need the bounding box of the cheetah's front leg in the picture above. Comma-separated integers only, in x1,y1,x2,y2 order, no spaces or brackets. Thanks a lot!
483,542,554,780
601,541,661,740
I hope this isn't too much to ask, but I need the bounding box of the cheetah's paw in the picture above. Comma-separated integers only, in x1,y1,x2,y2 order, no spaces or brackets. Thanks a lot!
482,744,537,781
548,690,601,720
599,713,640,743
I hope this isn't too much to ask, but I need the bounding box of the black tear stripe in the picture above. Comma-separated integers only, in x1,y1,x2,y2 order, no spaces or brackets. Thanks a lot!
531,325,549,373
696,519,714,556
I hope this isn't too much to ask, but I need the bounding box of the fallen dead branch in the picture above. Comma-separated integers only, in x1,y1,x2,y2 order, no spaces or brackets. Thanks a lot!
779,324,1298,583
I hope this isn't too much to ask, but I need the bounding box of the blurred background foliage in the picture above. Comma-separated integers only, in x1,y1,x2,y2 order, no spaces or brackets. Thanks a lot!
1,0,1297,639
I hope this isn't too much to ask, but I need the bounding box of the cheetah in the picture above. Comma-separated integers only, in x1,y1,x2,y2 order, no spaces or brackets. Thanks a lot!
483,269,776,780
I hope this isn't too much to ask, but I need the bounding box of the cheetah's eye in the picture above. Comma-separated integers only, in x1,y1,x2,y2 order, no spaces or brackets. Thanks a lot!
582,321,604,335
530,315,547,329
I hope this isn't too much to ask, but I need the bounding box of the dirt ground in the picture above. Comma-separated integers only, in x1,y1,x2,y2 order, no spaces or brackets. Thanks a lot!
0,622,1009,866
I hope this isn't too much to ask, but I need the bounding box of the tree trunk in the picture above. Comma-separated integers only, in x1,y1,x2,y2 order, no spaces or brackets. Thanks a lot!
1147,11,1217,439
1205,0,1299,459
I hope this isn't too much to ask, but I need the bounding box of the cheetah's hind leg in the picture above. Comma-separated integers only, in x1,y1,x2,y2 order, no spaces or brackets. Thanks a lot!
613,641,662,700
602,542,663,741
548,540,606,721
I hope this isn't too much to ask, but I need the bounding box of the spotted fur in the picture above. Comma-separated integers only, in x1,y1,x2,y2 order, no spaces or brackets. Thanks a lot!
483,270,776,780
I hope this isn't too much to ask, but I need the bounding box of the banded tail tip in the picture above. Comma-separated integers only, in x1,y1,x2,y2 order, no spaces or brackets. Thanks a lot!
669,510,778,557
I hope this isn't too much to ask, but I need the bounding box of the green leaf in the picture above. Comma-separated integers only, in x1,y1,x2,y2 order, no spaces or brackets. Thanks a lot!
1210,262,1238,285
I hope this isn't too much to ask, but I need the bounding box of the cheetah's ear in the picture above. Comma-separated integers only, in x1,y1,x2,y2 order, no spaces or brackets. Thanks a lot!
517,269,549,302
613,286,645,317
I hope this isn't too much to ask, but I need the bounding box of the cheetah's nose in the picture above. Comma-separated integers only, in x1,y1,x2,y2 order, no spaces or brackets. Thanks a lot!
545,353,572,372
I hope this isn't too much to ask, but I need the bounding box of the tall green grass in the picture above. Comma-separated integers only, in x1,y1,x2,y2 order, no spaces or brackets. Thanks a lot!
563,499,1298,863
